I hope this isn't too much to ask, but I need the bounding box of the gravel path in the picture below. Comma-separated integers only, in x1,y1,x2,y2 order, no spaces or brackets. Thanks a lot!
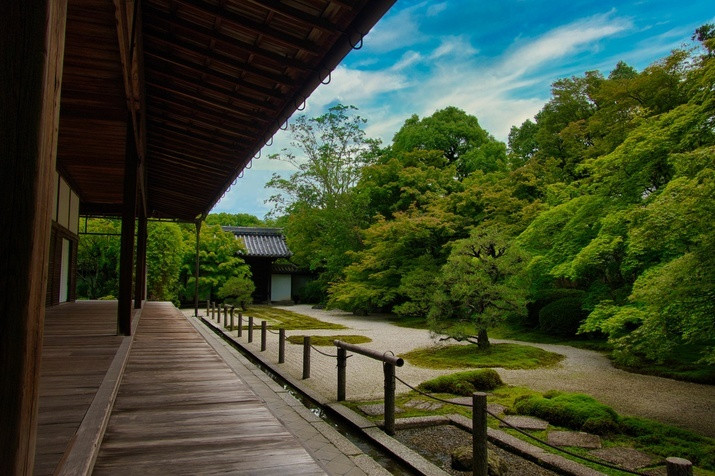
259,305,714,438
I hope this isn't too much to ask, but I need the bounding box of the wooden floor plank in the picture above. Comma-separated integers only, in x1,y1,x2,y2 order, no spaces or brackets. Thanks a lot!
34,301,123,476
93,302,324,474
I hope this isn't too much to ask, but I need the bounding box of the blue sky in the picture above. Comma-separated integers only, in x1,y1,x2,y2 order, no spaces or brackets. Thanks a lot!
213,0,714,218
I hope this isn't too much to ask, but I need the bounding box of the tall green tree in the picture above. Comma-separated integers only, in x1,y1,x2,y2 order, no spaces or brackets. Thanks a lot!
429,226,528,349
145,221,185,303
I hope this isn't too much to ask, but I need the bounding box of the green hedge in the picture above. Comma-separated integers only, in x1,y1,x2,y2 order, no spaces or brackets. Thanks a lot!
417,369,503,396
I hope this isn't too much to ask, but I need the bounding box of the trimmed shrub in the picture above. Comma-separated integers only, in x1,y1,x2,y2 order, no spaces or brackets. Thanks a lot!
418,369,503,396
514,392,619,434
526,288,585,327
539,296,588,336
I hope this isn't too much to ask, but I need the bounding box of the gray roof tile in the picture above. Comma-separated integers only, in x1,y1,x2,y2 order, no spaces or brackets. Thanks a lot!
222,226,292,258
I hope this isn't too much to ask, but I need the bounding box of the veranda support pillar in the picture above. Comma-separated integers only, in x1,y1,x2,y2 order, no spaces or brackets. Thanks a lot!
0,2,68,473
118,119,138,336
134,212,147,309
193,220,201,317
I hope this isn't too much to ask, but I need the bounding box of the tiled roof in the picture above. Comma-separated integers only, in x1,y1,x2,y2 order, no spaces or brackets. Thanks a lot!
222,227,292,258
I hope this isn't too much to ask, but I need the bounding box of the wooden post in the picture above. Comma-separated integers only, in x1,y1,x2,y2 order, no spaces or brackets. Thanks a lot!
223,305,228,328
248,316,254,343
667,457,693,476
238,313,243,337
337,347,347,401
118,117,138,336
302,336,311,379
229,306,234,331
383,362,396,435
206,299,210,317
0,1,68,472
260,321,267,351
193,221,201,317
278,329,285,364
133,212,147,309
472,392,488,476
211,302,215,320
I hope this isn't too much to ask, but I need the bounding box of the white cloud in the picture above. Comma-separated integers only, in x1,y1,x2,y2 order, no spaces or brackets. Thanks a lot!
363,3,424,53
426,2,448,17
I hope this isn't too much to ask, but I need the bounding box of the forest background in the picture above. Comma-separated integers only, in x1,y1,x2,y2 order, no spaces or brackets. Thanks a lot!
76,30,714,380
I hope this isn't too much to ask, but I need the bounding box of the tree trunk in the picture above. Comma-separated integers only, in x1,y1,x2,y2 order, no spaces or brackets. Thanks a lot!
477,328,490,349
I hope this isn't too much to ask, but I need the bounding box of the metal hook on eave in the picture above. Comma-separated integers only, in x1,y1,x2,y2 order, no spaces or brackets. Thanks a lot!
349,32,364,50
265,136,273,147
254,150,261,160
246,160,253,170
320,69,332,85
279,119,288,131
238,170,245,179
295,97,306,111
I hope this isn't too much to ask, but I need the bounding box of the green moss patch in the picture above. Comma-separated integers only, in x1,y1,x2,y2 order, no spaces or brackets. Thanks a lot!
286,334,371,346
403,343,564,370
417,369,503,395
243,305,347,330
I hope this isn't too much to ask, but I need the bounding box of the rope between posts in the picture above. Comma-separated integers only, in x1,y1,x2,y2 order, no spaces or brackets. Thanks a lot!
393,376,647,476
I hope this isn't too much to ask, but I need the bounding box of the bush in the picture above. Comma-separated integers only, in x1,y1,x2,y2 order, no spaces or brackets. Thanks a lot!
526,289,585,327
514,392,619,434
217,275,255,310
418,369,503,396
539,296,588,336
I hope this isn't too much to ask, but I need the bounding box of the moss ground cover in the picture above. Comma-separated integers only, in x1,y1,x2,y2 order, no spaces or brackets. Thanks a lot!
402,343,564,370
242,305,347,330
286,334,371,346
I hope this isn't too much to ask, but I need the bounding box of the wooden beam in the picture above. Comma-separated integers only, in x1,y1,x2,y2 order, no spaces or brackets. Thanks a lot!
0,1,67,474
118,122,138,336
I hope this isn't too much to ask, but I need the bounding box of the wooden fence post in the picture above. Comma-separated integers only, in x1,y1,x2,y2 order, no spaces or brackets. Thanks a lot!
260,321,267,351
337,347,347,401
278,329,285,363
383,362,396,435
211,302,215,320
248,315,254,343
238,313,243,338
302,336,311,379
229,306,234,331
472,392,488,476
667,457,693,476
206,299,210,316
223,305,228,328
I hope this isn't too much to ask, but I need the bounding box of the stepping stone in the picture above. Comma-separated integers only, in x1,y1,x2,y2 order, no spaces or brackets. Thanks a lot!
487,403,506,416
447,397,472,406
403,399,443,411
590,447,659,470
357,403,404,416
548,431,601,449
499,415,548,431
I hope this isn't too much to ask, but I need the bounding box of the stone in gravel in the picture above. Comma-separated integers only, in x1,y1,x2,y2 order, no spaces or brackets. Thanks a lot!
403,399,443,411
487,403,506,415
590,447,659,470
357,403,404,416
547,431,601,449
499,415,548,431
451,445,509,475
448,396,472,406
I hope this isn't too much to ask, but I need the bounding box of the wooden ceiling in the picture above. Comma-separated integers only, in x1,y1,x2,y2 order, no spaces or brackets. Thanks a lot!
57,0,396,221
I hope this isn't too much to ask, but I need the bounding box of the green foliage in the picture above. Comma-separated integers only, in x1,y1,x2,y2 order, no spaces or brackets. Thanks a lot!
402,343,564,370
146,222,185,304
205,212,263,227
417,369,503,395
429,225,528,347
76,218,121,299
243,305,347,330
538,296,588,336
514,392,620,435
217,275,255,310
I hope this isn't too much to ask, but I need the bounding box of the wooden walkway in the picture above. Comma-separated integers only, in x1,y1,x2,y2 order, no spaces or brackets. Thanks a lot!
93,302,325,475
35,301,125,476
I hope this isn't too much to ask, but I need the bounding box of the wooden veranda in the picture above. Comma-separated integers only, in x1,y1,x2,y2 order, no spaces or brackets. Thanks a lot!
1,1,396,473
